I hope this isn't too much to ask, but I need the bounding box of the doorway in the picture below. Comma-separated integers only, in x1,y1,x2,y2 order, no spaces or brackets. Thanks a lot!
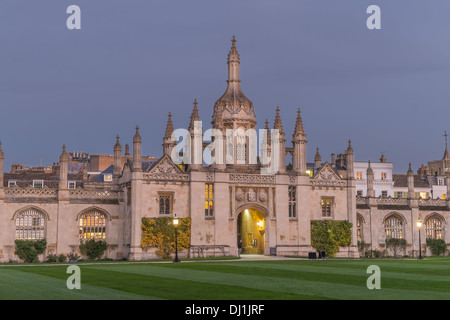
237,208,265,255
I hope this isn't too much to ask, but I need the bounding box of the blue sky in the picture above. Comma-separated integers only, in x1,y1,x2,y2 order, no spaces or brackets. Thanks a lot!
1,0,450,173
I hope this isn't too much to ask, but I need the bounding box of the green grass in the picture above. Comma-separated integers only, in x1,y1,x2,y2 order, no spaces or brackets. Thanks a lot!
1,257,450,300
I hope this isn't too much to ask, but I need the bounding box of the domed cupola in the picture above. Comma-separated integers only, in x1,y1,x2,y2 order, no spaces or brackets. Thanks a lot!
212,36,256,130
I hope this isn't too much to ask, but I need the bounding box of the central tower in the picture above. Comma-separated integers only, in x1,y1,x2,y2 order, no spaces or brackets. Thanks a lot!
211,36,257,166
212,36,256,131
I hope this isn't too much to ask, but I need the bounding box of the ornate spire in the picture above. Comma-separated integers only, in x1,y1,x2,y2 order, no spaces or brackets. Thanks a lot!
60,144,70,162
347,139,353,153
294,108,304,135
227,35,240,66
164,113,174,139
114,135,121,152
212,36,255,128
133,125,142,143
366,160,373,175
273,106,284,135
407,162,414,175
314,147,321,162
189,99,200,131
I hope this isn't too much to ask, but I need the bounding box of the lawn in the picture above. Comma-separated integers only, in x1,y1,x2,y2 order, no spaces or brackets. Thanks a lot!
1,257,450,300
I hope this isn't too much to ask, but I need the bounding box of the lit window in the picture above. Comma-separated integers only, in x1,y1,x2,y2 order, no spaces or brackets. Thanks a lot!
321,197,333,217
356,172,362,180
79,210,106,239
15,208,45,240
289,186,296,218
442,194,446,200
385,215,404,239
205,184,214,217
357,215,363,240
425,216,444,239
381,172,387,180
103,174,112,182
33,180,44,189
419,192,429,199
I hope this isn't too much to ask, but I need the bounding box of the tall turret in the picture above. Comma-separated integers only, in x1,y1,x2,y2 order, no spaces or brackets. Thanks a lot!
273,106,286,174
59,144,70,190
132,126,142,172
292,108,307,175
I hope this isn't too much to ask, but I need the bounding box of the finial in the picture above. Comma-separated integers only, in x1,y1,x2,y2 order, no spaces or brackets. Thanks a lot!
232,35,236,46
62,144,66,151
116,135,120,143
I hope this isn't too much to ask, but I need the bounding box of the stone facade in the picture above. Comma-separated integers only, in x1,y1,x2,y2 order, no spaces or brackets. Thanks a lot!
2,37,447,262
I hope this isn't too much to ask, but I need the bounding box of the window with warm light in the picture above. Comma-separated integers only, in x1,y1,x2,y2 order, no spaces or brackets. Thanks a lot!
381,172,387,180
357,215,363,241
425,216,444,239
321,197,333,217
384,215,404,239
288,186,296,218
79,210,106,239
356,171,362,180
205,184,214,217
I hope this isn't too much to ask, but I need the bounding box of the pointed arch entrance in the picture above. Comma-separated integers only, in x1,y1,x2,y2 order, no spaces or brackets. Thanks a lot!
236,204,268,255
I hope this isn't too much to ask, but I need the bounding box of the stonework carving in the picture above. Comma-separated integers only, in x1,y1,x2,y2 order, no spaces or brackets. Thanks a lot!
5,186,57,197
311,163,346,189
235,188,244,201
144,157,189,181
247,189,257,202
229,173,275,184
234,186,269,206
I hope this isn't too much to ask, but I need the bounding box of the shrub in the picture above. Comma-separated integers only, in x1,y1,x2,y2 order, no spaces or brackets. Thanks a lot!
46,253,58,263
79,239,108,260
385,238,407,257
58,253,67,263
67,252,81,262
14,239,47,263
426,238,448,256
310,220,352,258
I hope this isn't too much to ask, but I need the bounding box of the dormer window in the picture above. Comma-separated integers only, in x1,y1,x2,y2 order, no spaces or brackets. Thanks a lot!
8,180,17,187
68,181,76,189
33,180,44,189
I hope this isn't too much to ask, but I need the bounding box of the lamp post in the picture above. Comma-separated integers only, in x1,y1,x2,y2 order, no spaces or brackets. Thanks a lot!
417,219,423,260
173,217,180,263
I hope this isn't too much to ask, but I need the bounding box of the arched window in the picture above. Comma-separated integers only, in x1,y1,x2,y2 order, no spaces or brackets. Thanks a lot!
79,209,107,240
425,214,444,239
15,208,46,240
357,214,364,241
384,214,404,239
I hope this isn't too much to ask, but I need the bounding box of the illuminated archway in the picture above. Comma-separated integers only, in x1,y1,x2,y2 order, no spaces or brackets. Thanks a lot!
236,207,266,255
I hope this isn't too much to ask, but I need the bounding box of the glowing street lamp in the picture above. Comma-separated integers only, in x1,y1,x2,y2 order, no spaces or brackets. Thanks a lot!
416,219,423,260
173,216,180,263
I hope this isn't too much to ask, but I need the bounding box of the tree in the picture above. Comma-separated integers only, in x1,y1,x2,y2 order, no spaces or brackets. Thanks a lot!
310,220,352,258
141,217,191,259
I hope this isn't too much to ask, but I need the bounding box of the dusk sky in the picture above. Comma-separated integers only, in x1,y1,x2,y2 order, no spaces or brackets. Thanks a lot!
1,0,450,173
